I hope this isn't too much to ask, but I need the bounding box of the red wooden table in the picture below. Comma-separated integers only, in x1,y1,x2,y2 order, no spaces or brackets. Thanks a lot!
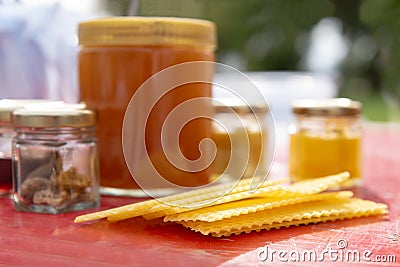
0,123,399,266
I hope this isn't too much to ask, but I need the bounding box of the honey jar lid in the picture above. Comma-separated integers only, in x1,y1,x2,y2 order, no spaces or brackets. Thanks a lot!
0,99,63,123
78,16,217,51
12,103,96,128
213,98,269,114
292,98,362,116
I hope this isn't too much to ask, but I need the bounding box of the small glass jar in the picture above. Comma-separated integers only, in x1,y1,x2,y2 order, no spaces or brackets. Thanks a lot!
211,99,270,181
12,107,100,214
0,99,57,196
289,98,362,188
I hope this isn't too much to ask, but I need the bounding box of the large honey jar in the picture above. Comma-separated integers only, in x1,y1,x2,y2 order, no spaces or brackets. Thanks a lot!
78,17,216,196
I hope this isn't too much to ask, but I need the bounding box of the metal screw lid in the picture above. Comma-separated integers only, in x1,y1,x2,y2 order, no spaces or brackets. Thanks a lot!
213,98,269,114
79,16,217,51
292,98,362,116
12,103,96,128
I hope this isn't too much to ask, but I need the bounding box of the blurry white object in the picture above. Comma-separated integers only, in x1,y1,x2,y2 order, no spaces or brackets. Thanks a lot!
214,72,337,124
21,0,104,15
305,17,349,73
247,72,337,125
0,2,88,102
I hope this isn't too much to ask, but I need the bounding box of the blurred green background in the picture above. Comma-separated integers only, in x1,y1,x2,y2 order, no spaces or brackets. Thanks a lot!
101,0,400,121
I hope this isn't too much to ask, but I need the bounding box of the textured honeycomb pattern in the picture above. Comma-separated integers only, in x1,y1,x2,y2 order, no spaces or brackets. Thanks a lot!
164,191,353,222
74,172,387,238
178,198,388,236
75,177,285,223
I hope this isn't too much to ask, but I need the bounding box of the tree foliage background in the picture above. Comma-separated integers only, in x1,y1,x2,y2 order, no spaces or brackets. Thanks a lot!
101,0,400,121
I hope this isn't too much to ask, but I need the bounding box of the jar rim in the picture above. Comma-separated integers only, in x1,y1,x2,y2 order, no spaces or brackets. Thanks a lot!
78,16,217,51
292,98,362,116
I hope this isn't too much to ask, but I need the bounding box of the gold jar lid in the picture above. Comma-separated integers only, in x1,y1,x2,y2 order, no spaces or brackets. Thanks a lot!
78,16,217,51
12,105,96,128
213,98,269,114
292,98,362,116
0,99,64,123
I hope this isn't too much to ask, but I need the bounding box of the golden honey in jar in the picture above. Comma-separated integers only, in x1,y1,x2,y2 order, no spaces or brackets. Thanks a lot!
211,99,269,181
78,17,216,196
289,98,362,188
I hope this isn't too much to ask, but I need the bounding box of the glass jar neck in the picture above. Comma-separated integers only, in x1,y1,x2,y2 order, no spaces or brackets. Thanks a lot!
294,114,361,135
15,126,95,141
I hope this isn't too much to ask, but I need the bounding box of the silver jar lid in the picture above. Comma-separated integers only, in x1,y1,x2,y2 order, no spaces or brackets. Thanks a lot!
213,98,269,114
12,103,96,128
292,98,362,116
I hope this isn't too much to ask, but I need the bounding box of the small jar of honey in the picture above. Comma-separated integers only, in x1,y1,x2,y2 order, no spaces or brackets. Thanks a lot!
211,99,269,181
289,98,362,188
78,17,216,196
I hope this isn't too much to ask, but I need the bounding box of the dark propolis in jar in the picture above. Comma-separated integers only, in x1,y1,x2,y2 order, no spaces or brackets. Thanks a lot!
12,106,100,214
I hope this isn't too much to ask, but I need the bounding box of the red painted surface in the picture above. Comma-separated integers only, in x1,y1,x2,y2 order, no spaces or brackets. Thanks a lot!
0,123,399,266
